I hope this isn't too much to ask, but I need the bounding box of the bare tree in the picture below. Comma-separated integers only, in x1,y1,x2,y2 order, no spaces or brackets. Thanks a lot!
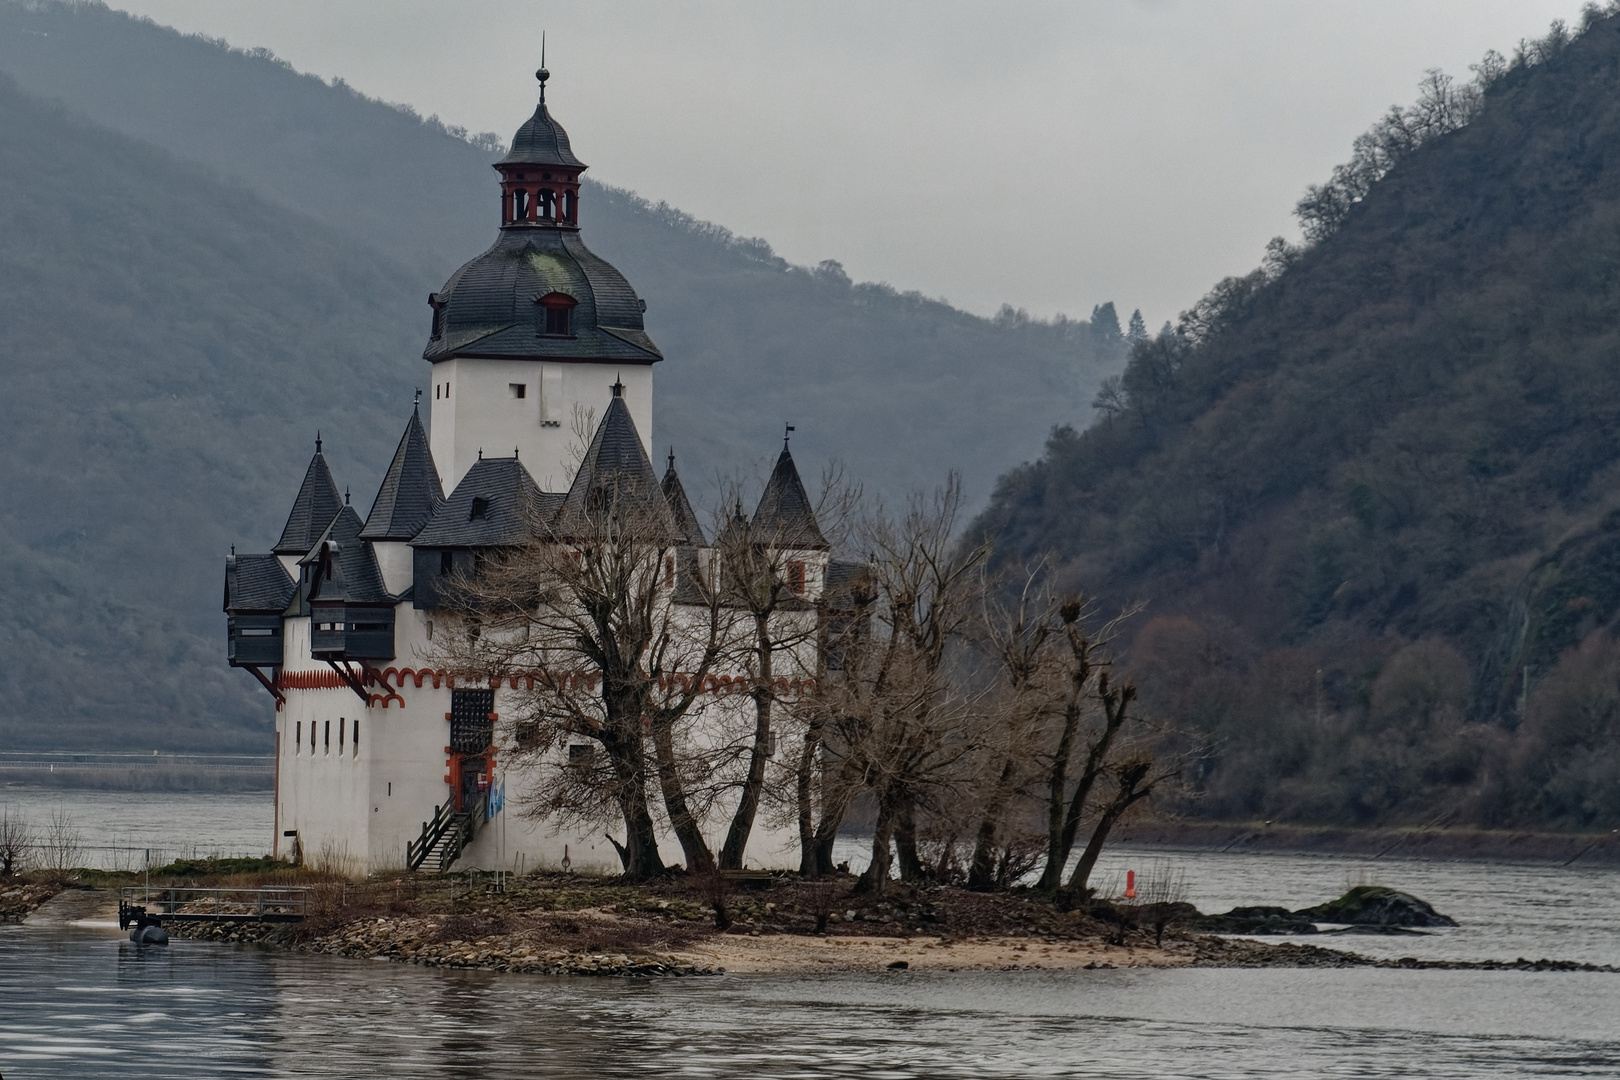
0,810,32,876
815,475,989,895
709,500,823,870
431,477,732,881
1036,607,1139,892
965,561,1062,889
37,807,80,880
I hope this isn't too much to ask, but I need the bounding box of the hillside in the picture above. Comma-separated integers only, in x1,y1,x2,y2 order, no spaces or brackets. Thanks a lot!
977,16,1620,830
0,1,1123,750
0,75,419,751
0,0,1122,501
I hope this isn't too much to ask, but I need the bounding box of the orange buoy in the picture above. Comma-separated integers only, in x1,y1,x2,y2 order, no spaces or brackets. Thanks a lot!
1125,870,1137,899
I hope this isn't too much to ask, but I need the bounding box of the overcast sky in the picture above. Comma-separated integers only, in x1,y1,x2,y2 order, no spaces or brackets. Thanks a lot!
114,1,1585,326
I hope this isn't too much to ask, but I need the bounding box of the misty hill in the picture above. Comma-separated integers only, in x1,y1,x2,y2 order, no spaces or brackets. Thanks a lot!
0,0,1121,500
0,1,1122,751
978,16,1620,831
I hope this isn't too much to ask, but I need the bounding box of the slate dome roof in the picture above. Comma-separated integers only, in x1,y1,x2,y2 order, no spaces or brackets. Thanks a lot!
424,225,660,364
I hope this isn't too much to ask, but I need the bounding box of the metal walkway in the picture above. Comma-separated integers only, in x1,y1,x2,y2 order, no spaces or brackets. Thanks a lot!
118,886,308,929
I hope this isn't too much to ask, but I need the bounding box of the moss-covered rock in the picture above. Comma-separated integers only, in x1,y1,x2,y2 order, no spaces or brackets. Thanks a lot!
1294,886,1456,927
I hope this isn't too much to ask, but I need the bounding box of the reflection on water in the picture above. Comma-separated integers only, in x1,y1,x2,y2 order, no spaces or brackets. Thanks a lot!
2,926,1618,1079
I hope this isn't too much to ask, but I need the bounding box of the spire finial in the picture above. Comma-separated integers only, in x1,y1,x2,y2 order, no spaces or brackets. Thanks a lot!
316,431,322,453
536,32,549,104
668,447,676,471
413,387,422,412
611,376,624,398
514,446,520,460
344,486,351,505
784,423,796,450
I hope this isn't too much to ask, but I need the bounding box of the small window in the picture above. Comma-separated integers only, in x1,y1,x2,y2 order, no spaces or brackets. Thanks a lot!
339,717,345,752
470,497,489,521
324,720,330,752
295,721,302,754
353,719,360,757
536,292,577,337
568,743,595,764
788,561,807,595
665,555,675,588
439,551,453,576
509,383,526,399
310,721,317,751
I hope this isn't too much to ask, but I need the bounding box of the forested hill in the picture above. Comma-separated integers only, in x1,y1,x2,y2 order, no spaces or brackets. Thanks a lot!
977,15,1620,831
0,1,1121,751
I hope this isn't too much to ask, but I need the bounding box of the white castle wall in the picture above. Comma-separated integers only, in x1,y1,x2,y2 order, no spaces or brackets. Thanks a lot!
273,551,827,876
427,359,653,492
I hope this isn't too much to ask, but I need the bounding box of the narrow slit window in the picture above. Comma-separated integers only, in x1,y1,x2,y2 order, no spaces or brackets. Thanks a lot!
440,551,453,576
323,720,330,753
295,721,302,754
338,717,345,752
353,719,360,757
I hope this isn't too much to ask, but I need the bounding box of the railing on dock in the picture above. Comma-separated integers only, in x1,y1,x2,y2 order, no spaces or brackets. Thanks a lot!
118,886,309,928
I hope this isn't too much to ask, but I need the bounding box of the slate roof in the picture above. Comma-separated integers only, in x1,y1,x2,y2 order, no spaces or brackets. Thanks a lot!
662,452,707,546
555,389,676,537
274,442,344,555
423,219,660,365
361,408,444,541
224,554,296,614
411,456,560,548
302,506,393,605
753,447,828,550
499,83,585,169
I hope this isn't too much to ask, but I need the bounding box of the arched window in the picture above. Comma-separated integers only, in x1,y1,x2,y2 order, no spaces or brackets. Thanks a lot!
511,189,530,221
535,292,578,337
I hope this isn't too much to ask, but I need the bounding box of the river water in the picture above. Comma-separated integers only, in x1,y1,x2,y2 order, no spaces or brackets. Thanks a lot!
2,788,1618,1077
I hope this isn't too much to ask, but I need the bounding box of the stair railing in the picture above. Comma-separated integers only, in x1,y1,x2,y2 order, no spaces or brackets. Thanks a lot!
406,802,457,871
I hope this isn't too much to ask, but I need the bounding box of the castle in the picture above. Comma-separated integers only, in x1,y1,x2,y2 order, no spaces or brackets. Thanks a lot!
224,67,838,875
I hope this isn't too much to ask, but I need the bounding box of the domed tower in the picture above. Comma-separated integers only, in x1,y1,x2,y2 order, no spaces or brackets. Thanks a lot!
424,66,661,491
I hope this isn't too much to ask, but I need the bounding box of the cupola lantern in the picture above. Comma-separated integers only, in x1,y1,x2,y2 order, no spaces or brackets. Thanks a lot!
496,66,585,228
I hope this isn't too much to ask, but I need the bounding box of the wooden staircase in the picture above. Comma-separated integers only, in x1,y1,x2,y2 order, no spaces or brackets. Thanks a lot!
407,797,486,873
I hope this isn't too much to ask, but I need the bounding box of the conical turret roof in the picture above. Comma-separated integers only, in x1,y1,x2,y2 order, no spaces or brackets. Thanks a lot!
662,451,706,546
556,384,674,535
361,408,445,541
274,439,344,555
753,446,827,549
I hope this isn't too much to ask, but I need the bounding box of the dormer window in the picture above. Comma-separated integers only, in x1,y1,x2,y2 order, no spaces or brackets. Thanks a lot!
536,292,577,337
428,293,444,339
470,497,490,521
